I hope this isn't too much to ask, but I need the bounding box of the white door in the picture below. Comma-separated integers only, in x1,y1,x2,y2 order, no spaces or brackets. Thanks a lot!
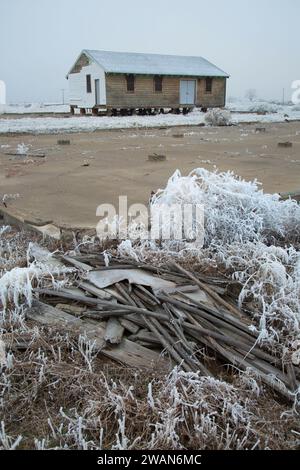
95,79,100,105
180,80,196,105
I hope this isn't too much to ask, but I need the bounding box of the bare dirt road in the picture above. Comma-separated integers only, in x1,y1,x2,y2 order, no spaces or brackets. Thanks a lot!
0,121,299,228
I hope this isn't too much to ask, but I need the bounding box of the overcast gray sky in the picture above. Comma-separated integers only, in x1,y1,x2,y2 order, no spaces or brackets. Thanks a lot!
1,0,299,103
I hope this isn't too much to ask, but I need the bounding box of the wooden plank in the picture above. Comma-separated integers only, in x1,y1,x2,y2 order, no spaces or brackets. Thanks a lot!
119,318,140,334
170,261,246,320
3,151,45,158
78,281,112,300
26,300,168,370
35,288,169,321
61,255,93,272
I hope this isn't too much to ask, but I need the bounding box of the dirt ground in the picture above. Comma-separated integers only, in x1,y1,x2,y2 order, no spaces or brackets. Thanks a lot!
0,121,299,228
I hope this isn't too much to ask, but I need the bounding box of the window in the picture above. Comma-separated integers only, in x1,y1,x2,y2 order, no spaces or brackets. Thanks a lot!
86,74,92,93
154,75,163,92
205,77,213,93
126,74,135,92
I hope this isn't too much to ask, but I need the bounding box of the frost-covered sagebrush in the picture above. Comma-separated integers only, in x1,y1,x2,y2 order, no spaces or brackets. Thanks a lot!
204,108,232,126
151,168,300,247
249,103,280,114
0,238,74,312
118,168,300,352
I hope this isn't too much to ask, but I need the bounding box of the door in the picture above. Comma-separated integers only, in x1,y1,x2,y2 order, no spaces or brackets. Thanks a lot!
180,80,196,105
95,79,100,105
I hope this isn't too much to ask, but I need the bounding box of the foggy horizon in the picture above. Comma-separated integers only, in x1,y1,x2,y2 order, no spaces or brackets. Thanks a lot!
1,0,299,104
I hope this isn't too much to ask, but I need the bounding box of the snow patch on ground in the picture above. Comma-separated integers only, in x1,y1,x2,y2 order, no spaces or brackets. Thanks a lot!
0,103,70,114
227,97,300,114
0,105,299,134
0,112,205,134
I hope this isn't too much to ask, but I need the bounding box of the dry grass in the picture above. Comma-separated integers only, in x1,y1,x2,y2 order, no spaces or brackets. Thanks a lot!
0,321,299,450
0,227,300,450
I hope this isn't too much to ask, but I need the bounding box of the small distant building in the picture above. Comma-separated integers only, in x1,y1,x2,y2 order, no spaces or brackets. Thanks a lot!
66,50,229,115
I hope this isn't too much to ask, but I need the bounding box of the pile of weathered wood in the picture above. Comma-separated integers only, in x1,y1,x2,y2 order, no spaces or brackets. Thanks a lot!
27,251,299,402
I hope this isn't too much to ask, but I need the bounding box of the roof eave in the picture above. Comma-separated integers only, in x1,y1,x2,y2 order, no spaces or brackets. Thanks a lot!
105,71,229,78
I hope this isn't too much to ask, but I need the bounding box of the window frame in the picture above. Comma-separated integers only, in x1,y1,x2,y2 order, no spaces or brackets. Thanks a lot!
86,74,92,94
205,77,213,94
154,75,163,93
126,74,135,93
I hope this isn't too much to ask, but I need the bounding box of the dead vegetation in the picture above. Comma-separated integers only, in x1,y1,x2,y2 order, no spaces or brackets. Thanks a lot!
1,323,299,450
0,226,300,450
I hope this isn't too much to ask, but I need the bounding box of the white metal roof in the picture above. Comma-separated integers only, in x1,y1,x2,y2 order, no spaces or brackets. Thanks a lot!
78,49,229,77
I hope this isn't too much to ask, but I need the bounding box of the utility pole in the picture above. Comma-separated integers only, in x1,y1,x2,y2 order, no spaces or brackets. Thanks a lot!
282,88,285,105
61,89,65,105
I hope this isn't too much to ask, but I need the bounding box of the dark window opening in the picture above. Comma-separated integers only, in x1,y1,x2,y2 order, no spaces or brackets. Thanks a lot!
154,75,163,92
86,74,92,93
126,74,135,92
205,77,213,93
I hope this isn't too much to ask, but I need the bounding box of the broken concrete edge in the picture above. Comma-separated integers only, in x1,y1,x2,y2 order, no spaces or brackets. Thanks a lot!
0,205,97,241
0,206,61,240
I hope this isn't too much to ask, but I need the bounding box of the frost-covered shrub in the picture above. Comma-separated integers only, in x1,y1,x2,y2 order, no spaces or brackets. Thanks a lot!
151,168,300,247
0,227,29,272
0,261,74,311
0,355,269,450
117,168,300,351
249,103,279,114
0,236,74,312
12,356,299,450
204,108,232,126
148,368,259,450
214,241,300,351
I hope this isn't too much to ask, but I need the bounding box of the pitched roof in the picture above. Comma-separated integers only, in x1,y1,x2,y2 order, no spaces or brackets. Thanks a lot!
79,49,229,78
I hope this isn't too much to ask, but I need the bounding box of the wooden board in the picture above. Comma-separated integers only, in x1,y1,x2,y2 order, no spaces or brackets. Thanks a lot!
26,300,168,370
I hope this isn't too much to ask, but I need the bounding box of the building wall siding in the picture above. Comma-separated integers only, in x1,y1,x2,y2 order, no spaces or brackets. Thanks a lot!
106,74,179,107
106,74,226,108
69,60,107,107
197,77,226,107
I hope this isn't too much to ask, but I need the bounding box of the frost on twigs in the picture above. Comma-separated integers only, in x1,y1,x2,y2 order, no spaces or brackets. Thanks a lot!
0,243,74,311
205,108,232,126
148,368,259,450
218,241,300,354
0,422,22,450
0,227,38,271
149,167,300,248
249,103,279,114
116,168,300,353
0,323,298,450
0,171,299,448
